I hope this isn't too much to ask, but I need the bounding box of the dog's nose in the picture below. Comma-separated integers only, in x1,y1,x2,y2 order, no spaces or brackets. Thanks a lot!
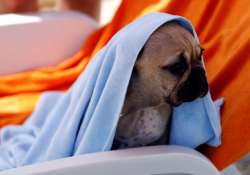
177,67,208,102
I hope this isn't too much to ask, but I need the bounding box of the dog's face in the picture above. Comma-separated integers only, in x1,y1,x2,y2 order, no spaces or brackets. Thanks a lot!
121,22,208,115
113,22,209,149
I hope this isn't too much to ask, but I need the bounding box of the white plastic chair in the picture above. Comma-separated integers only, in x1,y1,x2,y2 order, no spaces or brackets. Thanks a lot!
0,146,220,175
0,12,235,175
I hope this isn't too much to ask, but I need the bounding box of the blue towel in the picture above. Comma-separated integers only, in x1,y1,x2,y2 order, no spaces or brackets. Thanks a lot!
0,12,222,170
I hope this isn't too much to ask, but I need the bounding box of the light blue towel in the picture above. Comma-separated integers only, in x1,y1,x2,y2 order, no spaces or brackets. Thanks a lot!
0,12,222,170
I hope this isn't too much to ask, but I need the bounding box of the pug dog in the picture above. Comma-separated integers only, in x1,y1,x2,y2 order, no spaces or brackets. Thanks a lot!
112,22,208,149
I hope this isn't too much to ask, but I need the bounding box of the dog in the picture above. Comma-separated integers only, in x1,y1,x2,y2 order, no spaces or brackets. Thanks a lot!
112,22,208,149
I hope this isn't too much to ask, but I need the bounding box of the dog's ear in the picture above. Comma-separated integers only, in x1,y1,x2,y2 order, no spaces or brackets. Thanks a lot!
128,47,145,96
136,47,145,61
133,47,145,76
197,45,204,60
133,46,145,75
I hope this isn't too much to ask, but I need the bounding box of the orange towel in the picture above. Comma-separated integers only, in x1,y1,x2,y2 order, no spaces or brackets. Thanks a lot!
0,0,249,170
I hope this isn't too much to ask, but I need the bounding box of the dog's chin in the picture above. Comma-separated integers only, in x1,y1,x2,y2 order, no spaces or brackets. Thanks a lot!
164,96,182,107
165,91,208,107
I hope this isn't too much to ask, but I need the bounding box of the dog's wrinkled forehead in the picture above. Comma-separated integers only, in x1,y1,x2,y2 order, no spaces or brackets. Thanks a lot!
140,22,203,67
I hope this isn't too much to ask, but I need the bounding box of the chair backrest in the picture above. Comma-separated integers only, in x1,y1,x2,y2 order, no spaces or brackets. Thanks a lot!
0,11,98,75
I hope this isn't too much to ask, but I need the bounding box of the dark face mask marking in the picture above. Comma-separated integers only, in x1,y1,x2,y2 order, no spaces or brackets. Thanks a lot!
177,66,208,102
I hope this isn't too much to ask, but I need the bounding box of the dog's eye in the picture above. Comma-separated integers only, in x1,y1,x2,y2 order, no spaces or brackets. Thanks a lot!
162,61,187,76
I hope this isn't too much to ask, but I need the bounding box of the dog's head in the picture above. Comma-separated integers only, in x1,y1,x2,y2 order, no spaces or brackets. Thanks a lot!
114,22,209,149
122,22,208,114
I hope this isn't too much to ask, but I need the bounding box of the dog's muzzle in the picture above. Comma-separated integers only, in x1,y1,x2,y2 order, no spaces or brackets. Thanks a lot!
177,66,208,103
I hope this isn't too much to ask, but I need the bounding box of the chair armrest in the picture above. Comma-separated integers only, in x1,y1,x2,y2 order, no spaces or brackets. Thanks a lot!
0,146,221,175
0,11,98,75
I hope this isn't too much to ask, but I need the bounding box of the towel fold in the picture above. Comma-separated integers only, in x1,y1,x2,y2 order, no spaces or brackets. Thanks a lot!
0,13,222,170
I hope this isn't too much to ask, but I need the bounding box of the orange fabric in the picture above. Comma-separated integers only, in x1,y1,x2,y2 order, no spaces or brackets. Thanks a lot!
0,0,249,170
